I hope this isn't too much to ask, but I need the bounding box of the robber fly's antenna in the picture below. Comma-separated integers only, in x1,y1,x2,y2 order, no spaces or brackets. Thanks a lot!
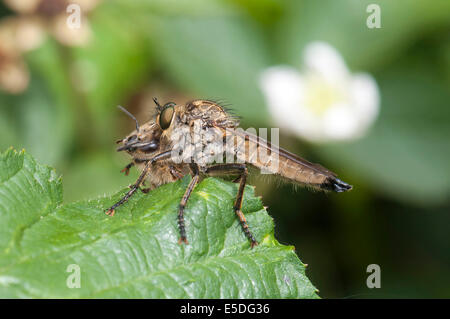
117,105,140,132
153,97,163,112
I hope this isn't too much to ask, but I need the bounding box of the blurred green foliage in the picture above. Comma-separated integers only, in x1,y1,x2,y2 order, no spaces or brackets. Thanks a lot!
0,0,449,298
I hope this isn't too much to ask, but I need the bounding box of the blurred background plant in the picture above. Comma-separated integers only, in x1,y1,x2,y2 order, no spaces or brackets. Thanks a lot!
0,0,449,298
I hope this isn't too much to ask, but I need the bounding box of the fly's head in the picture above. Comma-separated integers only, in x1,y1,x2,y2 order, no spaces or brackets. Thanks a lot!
115,98,178,160
116,120,161,156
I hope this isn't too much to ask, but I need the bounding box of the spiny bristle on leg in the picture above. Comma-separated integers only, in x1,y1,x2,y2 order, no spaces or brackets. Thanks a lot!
321,177,353,192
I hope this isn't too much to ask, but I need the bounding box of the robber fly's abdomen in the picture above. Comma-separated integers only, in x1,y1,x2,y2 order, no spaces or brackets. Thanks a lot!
276,156,327,186
233,132,352,193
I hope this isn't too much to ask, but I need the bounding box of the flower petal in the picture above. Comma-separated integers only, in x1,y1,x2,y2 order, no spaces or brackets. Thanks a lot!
0,17,45,53
349,73,380,127
303,41,349,84
0,58,30,94
15,17,46,52
4,0,40,14
259,66,305,133
51,13,92,47
260,42,380,143
323,103,360,140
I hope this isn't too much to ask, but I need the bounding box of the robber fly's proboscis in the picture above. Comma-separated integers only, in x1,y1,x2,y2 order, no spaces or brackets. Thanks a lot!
107,99,352,248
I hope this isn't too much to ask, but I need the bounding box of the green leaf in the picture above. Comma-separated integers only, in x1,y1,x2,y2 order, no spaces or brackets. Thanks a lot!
0,148,318,298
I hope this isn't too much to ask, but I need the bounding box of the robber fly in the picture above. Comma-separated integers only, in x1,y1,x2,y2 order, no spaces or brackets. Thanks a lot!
106,98,352,248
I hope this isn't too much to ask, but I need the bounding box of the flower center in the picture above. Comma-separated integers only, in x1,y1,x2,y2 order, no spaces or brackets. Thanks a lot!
304,75,346,116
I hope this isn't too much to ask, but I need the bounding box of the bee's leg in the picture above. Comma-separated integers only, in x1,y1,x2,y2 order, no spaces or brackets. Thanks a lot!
178,164,200,245
120,162,134,175
106,151,172,216
204,164,258,248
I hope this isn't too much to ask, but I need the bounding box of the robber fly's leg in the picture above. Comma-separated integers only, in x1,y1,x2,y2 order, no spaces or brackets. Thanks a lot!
120,162,134,175
178,164,200,245
106,161,151,216
106,151,172,216
232,175,242,183
205,164,258,248
127,179,150,193
169,165,184,180
232,166,258,248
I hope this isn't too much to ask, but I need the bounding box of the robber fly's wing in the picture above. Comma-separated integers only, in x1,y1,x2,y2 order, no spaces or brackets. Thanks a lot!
229,129,352,192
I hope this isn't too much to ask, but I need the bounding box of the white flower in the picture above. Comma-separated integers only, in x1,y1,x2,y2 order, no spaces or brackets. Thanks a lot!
259,42,380,142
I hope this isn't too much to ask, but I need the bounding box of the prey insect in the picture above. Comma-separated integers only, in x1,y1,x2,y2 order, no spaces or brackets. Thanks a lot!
106,99,352,248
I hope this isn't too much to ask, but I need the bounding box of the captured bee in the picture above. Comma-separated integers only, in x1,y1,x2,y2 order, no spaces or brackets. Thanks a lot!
107,98,352,248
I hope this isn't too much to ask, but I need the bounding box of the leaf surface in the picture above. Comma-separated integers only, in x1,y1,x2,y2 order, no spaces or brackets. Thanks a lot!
0,149,318,298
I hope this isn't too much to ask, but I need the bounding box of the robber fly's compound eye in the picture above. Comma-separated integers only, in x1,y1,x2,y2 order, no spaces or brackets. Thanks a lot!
159,105,175,130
